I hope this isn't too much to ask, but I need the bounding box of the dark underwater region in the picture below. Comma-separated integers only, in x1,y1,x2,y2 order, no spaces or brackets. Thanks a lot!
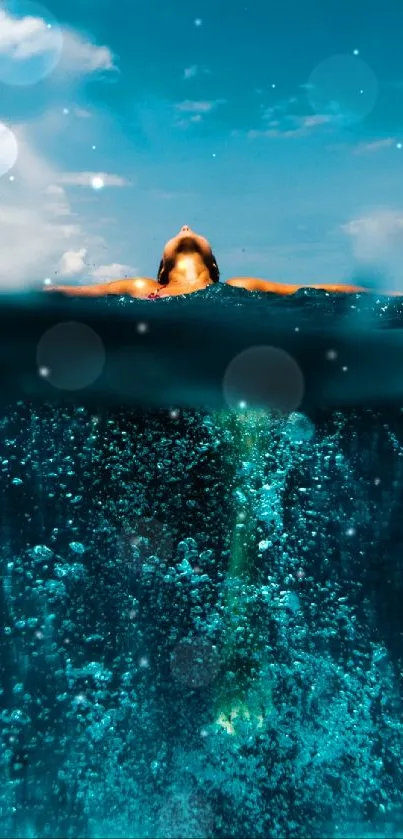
1,285,403,838
3,282,403,411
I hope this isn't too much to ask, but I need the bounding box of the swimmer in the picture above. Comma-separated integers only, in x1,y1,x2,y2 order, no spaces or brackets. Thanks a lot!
45,225,219,298
45,225,403,298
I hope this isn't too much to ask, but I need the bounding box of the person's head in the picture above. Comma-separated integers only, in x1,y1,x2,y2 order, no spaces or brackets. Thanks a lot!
157,225,220,285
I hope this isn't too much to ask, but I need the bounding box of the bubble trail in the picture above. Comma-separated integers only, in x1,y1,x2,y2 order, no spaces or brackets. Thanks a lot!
1,294,403,836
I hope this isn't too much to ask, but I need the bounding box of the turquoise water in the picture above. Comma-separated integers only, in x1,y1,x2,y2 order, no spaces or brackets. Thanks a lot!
1,288,403,838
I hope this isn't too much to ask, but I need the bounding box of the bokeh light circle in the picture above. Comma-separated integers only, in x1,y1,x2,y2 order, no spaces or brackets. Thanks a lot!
284,411,315,444
223,345,305,415
91,176,104,190
120,516,174,574
306,54,378,126
36,321,106,390
0,123,18,176
0,1,64,86
170,636,221,689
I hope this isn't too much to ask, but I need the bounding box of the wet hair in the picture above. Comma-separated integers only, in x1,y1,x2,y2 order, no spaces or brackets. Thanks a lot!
206,253,220,283
157,252,220,285
157,258,173,285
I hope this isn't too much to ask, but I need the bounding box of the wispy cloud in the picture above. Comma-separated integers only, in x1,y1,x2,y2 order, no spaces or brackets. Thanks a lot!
246,113,332,140
0,7,56,60
246,127,304,139
59,28,117,76
44,183,76,217
91,263,137,280
58,251,136,281
303,115,332,128
342,209,403,287
352,137,396,155
175,99,225,113
174,98,226,129
57,171,132,187
184,65,198,80
242,93,334,139
58,247,88,276
261,96,299,123
183,64,211,80
0,118,131,288
0,6,117,77
0,177,83,288
73,107,92,119
343,210,403,250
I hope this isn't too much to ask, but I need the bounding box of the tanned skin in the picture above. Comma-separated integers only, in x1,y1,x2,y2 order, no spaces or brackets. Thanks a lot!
225,277,381,294
45,225,403,298
46,226,219,298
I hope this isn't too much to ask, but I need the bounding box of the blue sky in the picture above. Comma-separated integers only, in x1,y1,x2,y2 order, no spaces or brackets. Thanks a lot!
2,0,403,289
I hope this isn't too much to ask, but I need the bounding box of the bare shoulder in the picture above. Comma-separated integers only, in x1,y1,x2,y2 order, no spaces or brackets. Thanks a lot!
125,277,159,297
101,277,158,297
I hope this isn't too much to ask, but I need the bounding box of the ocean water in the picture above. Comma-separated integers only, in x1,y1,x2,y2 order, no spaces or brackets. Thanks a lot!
1,285,403,838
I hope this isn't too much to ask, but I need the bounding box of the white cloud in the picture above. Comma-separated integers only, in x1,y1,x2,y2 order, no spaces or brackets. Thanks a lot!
0,125,82,286
57,171,131,187
247,127,306,139
0,122,18,175
342,209,403,287
73,107,92,119
175,99,225,113
247,112,332,140
58,247,88,276
183,65,199,79
183,64,211,80
91,263,137,280
45,184,65,194
262,97,298,122
174,99,226,129
302,114,332,128
44,183,75,217
0,6,117,78
342,210,403,254
244,94,335,140
0,8,56,60
352,138,395,155
59,28,117,76
0,197,82,288
0,120,127,288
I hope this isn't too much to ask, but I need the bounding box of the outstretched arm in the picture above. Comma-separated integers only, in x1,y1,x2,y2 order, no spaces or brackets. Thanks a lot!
226,277,403,295
225,277,368,294
44,277,158,298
